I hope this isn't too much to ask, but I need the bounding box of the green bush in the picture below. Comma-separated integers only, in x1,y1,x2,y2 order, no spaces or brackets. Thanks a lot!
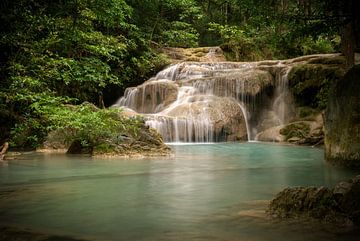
300,35,337,55
44,103,145,148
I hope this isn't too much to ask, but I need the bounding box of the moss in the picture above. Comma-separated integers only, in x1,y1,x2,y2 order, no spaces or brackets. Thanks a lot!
93,143,116,154
280,122,310,140
288,63,345,109
307,56,345,65
325,65,360,167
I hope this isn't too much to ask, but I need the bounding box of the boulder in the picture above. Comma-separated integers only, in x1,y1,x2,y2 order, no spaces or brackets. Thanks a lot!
325,65,360,167
333,176,360,223
166,95,248,141
267,175,360,226
268,186,337,219
146,95,248,142
255,113,324,145
39,106,172,157
255,125,286,142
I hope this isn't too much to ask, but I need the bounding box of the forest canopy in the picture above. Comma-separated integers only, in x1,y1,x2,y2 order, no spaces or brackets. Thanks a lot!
0,0,359,148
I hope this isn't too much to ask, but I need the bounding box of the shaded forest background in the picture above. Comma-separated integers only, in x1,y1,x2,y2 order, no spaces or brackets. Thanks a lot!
0,0,359,148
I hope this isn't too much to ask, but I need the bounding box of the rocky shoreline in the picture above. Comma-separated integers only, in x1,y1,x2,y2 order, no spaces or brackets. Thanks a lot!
267,175,360,229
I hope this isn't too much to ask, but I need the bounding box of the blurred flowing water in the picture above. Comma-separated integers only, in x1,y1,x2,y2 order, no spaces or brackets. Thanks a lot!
0,143,359,241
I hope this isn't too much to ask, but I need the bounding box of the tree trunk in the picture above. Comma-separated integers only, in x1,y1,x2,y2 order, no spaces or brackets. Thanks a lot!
342,22,355,68
0,142,9,160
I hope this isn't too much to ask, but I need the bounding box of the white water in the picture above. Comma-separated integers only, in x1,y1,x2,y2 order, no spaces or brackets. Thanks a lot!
272,66,294,125
113,50,299,142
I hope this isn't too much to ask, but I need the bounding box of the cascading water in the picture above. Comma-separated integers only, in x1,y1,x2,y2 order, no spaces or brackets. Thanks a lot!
271,66,295,125
114,61,263,142
113,49,324,143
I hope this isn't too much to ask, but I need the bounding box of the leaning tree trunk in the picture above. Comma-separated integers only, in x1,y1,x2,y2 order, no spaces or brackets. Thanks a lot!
0,142,9,160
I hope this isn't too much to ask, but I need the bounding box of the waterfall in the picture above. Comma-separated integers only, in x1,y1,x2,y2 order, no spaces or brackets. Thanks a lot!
113,49,306,143
272,67,295,125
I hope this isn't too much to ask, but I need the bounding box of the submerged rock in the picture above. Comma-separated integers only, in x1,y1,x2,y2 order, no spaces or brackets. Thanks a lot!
267,175,360,227
325,65,360,167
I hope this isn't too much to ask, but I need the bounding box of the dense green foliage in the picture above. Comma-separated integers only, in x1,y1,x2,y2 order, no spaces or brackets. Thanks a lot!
128,0,202,47
0,0,169,146
0,0,357,148
204,0,344,60
10,100,145,150
44,103,145,153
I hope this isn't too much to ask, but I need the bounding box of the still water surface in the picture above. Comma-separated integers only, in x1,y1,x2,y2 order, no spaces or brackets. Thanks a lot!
0,142,359,240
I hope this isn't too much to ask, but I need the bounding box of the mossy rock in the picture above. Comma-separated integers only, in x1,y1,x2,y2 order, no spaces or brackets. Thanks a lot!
325,65,360,167
307,56,345,65
93,143,117,154
40,104,171,157
280,122,310,140
268,175,360,226
288,63,345,109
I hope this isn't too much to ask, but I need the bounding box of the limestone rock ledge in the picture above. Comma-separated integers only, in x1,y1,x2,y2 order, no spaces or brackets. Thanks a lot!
325,65,360,168
267,175,360,227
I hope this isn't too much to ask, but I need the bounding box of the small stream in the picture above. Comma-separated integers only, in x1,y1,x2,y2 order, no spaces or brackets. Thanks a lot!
0,143,359,241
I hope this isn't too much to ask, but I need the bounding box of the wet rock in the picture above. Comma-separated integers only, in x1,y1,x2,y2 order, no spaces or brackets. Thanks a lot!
268,175,360,226
256,112,324,145
255,125,286,142
288,60,345,109
114,80,179,114
325,65,360,167
333,176,360,223
147,95,248,142
40,107,171,157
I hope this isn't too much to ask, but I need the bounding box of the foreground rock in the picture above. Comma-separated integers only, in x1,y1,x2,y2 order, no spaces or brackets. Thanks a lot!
325,65,360,167
0,225,90,241
267,175,360,227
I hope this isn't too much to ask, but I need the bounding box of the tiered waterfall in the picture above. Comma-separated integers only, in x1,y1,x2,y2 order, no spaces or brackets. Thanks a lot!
114,48,333,143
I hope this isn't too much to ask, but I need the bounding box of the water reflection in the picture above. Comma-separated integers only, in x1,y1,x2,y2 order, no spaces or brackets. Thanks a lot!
0,143,359,241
